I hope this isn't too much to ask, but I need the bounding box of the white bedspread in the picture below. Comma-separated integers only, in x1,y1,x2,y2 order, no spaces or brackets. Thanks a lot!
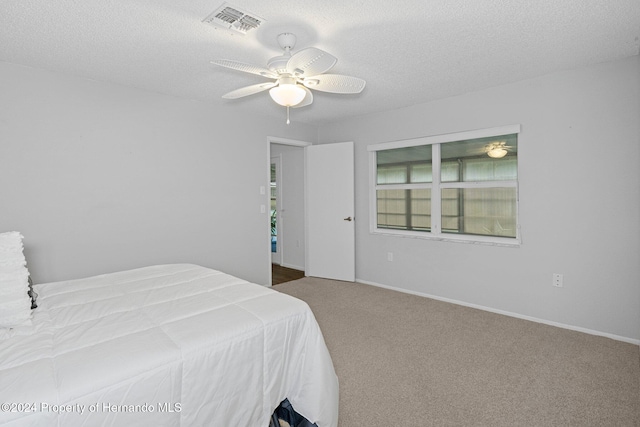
0,264,338,427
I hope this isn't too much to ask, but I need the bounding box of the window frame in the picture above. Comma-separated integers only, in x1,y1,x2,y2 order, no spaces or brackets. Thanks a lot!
368,125,521,246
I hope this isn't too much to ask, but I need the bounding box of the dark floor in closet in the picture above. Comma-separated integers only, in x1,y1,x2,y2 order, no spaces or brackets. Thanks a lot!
272,264,305,285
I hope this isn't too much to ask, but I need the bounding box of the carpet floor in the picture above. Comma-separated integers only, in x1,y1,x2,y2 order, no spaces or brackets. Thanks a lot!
275,277,640,427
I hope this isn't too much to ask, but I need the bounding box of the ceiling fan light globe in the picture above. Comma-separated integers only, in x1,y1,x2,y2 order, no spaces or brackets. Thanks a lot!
487,148,508,158
269,84,306,107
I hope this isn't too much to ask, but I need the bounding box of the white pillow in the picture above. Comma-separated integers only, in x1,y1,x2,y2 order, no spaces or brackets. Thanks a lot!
0,232,33,329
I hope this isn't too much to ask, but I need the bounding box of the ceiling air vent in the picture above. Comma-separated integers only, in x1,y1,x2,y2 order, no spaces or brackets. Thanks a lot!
203,3,265,35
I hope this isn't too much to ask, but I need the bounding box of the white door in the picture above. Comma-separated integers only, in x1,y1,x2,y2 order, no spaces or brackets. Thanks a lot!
305,141,355,282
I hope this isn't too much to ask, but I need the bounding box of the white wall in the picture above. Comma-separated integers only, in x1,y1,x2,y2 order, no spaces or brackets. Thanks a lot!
270,144,306,271
318,56,640,342
0,61,317,285
2,56,638,341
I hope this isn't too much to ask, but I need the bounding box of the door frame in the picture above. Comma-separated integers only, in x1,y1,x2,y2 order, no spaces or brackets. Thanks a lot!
266,136,312,286
270,155,283,265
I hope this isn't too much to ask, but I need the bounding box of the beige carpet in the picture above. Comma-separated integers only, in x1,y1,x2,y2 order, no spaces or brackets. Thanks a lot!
275,277,640,427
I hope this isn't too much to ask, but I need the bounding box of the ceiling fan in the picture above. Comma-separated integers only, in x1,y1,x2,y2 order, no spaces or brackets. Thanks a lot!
211,33,366,124
485,141,515,158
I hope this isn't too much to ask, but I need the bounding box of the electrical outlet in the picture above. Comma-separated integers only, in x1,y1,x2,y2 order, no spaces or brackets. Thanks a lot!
552,273,563,288
387,252,393,262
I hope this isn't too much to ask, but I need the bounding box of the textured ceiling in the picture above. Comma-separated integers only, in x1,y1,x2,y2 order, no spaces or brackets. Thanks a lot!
1,0,639,126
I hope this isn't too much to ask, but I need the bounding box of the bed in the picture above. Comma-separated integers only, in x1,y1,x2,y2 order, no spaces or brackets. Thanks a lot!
0,261,339,427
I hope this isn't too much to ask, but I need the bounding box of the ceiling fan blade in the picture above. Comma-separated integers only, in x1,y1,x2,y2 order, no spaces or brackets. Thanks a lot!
222,82,276,99
286,47,337,78
211,59,278,79
302,74,366,94
292,86,313,108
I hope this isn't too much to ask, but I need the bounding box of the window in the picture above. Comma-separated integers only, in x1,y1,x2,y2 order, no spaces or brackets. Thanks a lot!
369,125,520,245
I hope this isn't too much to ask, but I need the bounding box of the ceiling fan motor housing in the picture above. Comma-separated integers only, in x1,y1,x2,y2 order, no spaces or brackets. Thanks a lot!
268,33,297,73
277,33,297,50
267,54,291,74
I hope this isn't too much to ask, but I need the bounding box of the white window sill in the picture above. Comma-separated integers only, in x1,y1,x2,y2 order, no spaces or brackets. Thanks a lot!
370,228,521,248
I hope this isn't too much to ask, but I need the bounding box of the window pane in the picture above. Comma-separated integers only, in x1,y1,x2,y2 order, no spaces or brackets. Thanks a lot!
377,165,407,184
441,161,460,182
441,188,517,237
377,145,432,165
376,188,431,231
441,187,460,231
463,158,517,181
410,164,432,183
377,146,432,184
441,134,517,182
410,189,431,231
377,189,407,229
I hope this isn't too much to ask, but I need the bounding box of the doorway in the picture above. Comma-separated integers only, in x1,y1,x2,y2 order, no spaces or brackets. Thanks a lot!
270,155,282,265
268,138,310,285
266,138,355,285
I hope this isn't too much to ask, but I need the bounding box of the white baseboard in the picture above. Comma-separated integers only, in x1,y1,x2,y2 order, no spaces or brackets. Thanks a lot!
355,278,640,346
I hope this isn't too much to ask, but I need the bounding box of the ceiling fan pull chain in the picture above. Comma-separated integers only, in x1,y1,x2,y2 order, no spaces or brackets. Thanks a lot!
286,106,291,125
